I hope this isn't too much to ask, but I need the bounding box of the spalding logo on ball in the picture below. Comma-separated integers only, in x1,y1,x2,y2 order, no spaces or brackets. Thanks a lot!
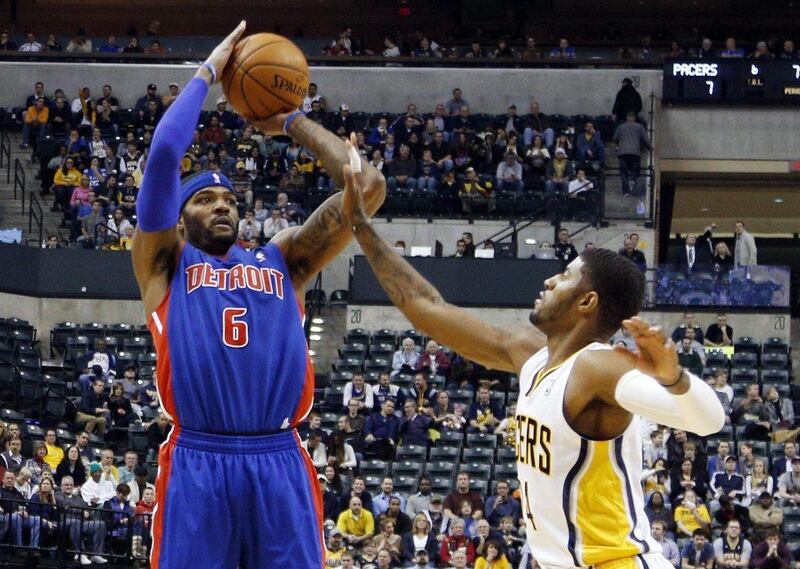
222,32,310,120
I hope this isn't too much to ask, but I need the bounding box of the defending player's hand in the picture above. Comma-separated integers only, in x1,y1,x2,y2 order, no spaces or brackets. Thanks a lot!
202,20,247,83
613,316,682,386
342,134,369,229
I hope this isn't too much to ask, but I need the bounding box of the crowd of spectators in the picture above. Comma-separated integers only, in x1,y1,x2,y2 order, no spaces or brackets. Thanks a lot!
14,74,649,248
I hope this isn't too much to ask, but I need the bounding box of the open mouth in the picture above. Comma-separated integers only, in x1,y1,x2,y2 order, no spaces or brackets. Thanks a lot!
212,217,233,229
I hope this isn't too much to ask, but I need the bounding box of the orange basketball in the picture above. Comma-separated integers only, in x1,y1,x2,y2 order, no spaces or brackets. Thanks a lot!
221,33,309,120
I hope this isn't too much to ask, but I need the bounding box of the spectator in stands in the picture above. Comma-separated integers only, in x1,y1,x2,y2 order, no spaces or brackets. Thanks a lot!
403,512,438,564
440,518,476,566
776,458,800,506
485,480,520,527
619,238,647,271
651,520,680,568
234,207,261,243
98,35,120,53
416,149,441,194
554,228,579,265
736,442,755,477
0,470,39,548
274,191,306,225
550,38,576,59
644,430,668,468
55,446,86,486
392,338,420,378
713,519,752,569
468,383,503,434
673,490,711,539
778,40,797,59
732,383,771,440
712,242,734,277
104,483,134,542
19,32,43,53
460,167,494,214
373,372,405,408
416,340,451,380
681,528,714,568
678,338,703,376
262,208,289,241
65,28,92,53
733,222,757,267
117,174,139,218
117,451,138,485
545,148,574,195
710,456,745,512
326,433,357,481
409,373,438,412
522,101,554,148
386,144,419,195
344,372,375,412
278,163,306,195
751,530,792,569
704,314,733,347
764,386,794,429
76,378,110,435
612,78,644,122
749,493,783,543
695,38,716,59
132,485,155,557
81,462,117,508
400,399,432,446
744,459,772,507
567,168,594,198
146,413,169,462
771,442,796,478
373,476,405,518
301,431,328,470
495,152,524,194
107,382,133,430
749,41,773,60
445,472,484,519
21,97,49,148
707,441,733,481
575,122,605,169
24,442,51,486
446,89,469,117
43,429,64,472
645,491,674,534
671,313,705,343
374,518,402,564
339,495,375,548
48,96,72,138
51,157,81,210
429,391,460,432
345,399,366,435
463,40,486,59
0,31,17,50
406,476,433,518
720,38,745,58
125,465,154,508
364,400,399,460
56,475,108,565
613,112,652,195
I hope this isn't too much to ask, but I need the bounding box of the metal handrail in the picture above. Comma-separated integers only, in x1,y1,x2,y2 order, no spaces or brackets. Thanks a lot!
13,158,25,214
0,129,9,184
93,220,121,245
28,192,43,245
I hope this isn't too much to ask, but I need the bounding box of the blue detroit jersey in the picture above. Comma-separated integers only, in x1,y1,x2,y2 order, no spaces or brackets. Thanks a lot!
149,241,312,434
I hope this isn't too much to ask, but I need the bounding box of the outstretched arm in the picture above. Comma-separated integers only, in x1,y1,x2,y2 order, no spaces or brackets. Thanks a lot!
254,118,387,290
132,22,246,315
339,162,545,373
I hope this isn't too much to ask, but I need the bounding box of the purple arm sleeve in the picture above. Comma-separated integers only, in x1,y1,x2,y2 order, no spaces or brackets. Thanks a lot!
136,77,209,232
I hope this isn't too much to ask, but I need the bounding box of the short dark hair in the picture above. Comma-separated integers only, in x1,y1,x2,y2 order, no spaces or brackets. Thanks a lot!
579,248,645,336
692,528,708,538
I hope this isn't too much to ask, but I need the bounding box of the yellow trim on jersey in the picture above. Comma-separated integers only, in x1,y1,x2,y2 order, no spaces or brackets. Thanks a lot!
595,556,639,569
575,441,641,566
528,345,592,395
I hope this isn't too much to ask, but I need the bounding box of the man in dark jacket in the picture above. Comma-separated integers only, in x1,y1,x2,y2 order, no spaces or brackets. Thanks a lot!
0,470,39,547
55,475,107,564
612,78,643,121
76,377,109,435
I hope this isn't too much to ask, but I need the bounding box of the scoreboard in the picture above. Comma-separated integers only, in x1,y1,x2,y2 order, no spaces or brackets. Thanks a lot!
663,58,800,104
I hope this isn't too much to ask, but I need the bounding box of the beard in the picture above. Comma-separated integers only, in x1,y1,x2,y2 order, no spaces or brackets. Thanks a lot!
183,212,236,256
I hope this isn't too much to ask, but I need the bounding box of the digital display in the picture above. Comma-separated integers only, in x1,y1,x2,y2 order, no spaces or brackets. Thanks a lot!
663,59,800,104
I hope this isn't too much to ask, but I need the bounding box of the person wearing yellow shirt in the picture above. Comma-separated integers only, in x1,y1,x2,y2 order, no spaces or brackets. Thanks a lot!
674,489,711,538
51,157,82,211
22,97,50,148
43,429,64,472
460,166,494,214
337,496,375,548
475,541,512,569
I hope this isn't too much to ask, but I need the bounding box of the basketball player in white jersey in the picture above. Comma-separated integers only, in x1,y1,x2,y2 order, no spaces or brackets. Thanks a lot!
339,161,725,569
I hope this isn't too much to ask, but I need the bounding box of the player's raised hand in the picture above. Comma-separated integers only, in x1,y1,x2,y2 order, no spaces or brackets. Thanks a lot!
202,20,247,82
342,134,369,229
613,316,682,386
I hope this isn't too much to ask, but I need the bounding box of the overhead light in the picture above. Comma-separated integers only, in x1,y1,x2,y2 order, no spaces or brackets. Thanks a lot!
310,326,324,333
524,238,537,245
700,207,709,212
309,334,322,342
774,198,785,203
312,317,325,324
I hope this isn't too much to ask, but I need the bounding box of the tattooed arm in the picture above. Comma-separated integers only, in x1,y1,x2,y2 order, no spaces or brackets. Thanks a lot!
255,116,386,292
339,165,545,373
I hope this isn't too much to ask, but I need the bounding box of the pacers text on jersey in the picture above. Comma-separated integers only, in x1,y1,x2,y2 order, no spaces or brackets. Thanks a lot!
515,414,553,475
185,262,285,298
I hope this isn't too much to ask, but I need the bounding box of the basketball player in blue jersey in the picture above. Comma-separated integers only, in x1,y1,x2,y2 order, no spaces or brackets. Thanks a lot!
131,22,386,568
339,167,725,569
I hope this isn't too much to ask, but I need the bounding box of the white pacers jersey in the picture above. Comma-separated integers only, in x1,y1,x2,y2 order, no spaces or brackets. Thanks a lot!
515,342,662,569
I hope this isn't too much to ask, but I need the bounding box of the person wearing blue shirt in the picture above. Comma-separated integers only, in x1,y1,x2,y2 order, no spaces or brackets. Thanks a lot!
364,400,400,460
468,384,504,434
550,38,576,59
372,477,406,519
98,35,121,53
681,529,715,569
484,480,521,526
720,38,745,58
399,400,432,446
575,122,606,168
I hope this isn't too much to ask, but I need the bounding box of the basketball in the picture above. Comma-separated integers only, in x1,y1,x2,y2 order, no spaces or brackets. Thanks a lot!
221,32,309,120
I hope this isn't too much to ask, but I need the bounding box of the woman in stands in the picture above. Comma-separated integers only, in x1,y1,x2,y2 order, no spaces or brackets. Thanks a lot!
644,491,674,537
713,242,734,277
24,441,52,486
373,519,402,566
29,477,59,545
326,433,357,487
642,457,672,505
670,458,704,505
401,512,438,564
50,157,81,211
54,446,86,487
108,382,134,429
744,458,773,506
322,464,345,495
475,540,512,569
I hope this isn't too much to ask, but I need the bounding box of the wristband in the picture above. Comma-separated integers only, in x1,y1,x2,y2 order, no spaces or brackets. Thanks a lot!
283,110,304,135
662,367,685,388
201,62,217,84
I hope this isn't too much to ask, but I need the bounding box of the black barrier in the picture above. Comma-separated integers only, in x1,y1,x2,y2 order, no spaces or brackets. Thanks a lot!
350,255,563,308
0,242,140,299
0,498,150,563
